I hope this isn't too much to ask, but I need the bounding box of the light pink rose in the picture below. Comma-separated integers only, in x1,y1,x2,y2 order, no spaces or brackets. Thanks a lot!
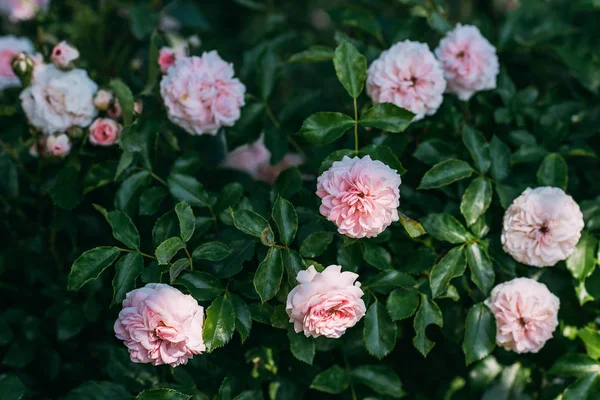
485,277,560,353
366,40,446,120
89,117,121,146
51,41,79,69
502,187,584,267
93,89,113,111
286,265,366,338
435,24,499,101
0,35,34,90
160,51,246,135
220,136,303,185
107,98,122,119
158,47,177,73
45,133,71,158
0,0,49,22
114,283,206,367
316,156,401,239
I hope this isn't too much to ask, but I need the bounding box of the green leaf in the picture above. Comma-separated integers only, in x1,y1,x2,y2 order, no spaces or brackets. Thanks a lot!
274,167,302,198
193,242,232,261
386,288,420,321
566,232,598,280
203,295,235,352
537,153,568,190
466,243,495,295
135,388,191,400
167,174,209,207
463,126,491,173
430,247,466,298
300,232,334,258
418,159,474,189
175,201,195,242
360,145,407,175
460,177,492,227
230,293,252,343
298,112,355,146
49,166,82,210
310,365,349,394
139,187,168,216
0,375,26,400
111,252,143,307
359,103,414,132
176,271,224,301
257,47,279,100
361,241,392,270
115,151,134,181
413,139,458,166
319,149,355,174
561,373,600,400
155,237,185,265
333,41,367,98
215,182,243,213
283,248,305,287
363,302,397,359
288,46,334,63
490,136,512,182
421,213,470,244
106,210,140,250
253,247,283,303
231,209,271,238
365,270,416,294
207,240,255,278
109,79,134,126
68,247,121,291
413,294,443,357
169,258,190,284
65,381,130,400
115,171,152,215
351,365,405,398
287,326,315,364
549,354,600,378
272,196,298,246
462,303,496,365
398,212,426,238
579,326,600,360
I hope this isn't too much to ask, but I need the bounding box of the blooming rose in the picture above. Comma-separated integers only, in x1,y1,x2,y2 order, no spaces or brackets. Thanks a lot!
160,51,246,135
286,265,366,339
114,283,206,367
435,24,499,101
0,0,49,22
45,133,71,158
51,41,79,69
366,40,446,120
89,118,121,146
93,89,113,111
20,64,98,134
502,187,584,267
0,36,34,90
485,278,560,353
158,47,177,73
220,136,303,184
316,156,401,238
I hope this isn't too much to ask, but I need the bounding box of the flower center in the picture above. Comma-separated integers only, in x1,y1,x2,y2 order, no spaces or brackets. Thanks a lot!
457,51,465,58
410,76,418,85
539,224,549,234
518,317,528,327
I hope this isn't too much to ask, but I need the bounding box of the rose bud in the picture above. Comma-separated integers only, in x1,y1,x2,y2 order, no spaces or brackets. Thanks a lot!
107,98,122,119
89,118,122,146
133,100,143,115
10,52,34,87
45,134,71,158
51,41,80,69
158,47,177,73
93,89,113,111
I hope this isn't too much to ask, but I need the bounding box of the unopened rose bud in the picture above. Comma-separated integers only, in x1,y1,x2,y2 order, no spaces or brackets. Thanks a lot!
158,47,177,73
68,126,84,139
46,134,71,158
51,41,80,69
11,53,34,86
94,90,113,111
188,35,201,48
134,100,143,115
107,99,122,119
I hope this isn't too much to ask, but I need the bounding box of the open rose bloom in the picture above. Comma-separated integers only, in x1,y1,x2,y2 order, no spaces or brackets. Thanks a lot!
286,265,366,339
160,51,246,135
89,117,121,146
317,155,401,238
0,0,49,22
486,278,560,353
114,283,206,367
366,40,446,120
0,36,34,90
220,136,303,184
501,187,584,267
435,24,499,101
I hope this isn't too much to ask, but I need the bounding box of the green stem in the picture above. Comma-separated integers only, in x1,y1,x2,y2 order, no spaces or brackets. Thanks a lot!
272,244,289,250
119,248,157,260
342,353,358,400
264,102,281,129
353,97,359,155
137,167,167,186
184,246,194,271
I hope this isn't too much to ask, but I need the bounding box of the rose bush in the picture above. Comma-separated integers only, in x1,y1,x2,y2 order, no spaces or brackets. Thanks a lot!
1,0,600,399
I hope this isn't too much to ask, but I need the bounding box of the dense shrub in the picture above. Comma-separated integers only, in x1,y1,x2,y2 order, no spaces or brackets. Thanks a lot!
1,0,600,399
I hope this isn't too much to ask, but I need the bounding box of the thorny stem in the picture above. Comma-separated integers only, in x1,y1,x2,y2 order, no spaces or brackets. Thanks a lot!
353,97,359,155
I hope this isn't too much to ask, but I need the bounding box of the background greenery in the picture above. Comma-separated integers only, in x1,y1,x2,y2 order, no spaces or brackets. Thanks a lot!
1,0,600,399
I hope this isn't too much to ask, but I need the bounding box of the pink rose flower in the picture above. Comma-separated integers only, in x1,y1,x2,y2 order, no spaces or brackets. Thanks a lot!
93,89,113,111
0,0,49,22
107,98,122,119
485,278,560,353
435,24,499,101
158,47,177,73
220,136,303,185
89,118,121,146
160,51,246,135
316,156,401,239
0,35,34,90
366,40,446,120
114,283,206,367
45,133,71,158
286,265,366,339
51,41,79,69
502,187,584,267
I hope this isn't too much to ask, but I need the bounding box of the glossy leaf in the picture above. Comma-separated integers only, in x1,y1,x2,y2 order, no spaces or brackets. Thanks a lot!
253,247,283,303
363,302,397,359
418,159,474,189
155,237,185,265
333,41,367,98
537,153,568,190
566,232,598,280
298,112,354,146
272,196,298,246
231,209,271,238
167,174,209,207
463,126,491,173
462,303,496,365
359,103,414,132
466,243,495,295
174,201,195,242
230,293,252,343
106,210,140,250
430,247,466,298
300,232,334,258
111,252,143,306
176,271,224,301
361,241,392,270
288,326,315,364
193,242,232,261
422,213,470,244
203,295,236,352
109,79,134,126
68,247,121,291
386,288,420,321
310,365,349,394
351,365,405,398
460,177,493,227
490,136,512,181
413,294,443,357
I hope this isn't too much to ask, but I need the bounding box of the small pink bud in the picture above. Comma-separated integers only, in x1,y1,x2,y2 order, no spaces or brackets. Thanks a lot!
51,41,79,69
94,90,113,111
45,134,71,158
158,47,177,73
